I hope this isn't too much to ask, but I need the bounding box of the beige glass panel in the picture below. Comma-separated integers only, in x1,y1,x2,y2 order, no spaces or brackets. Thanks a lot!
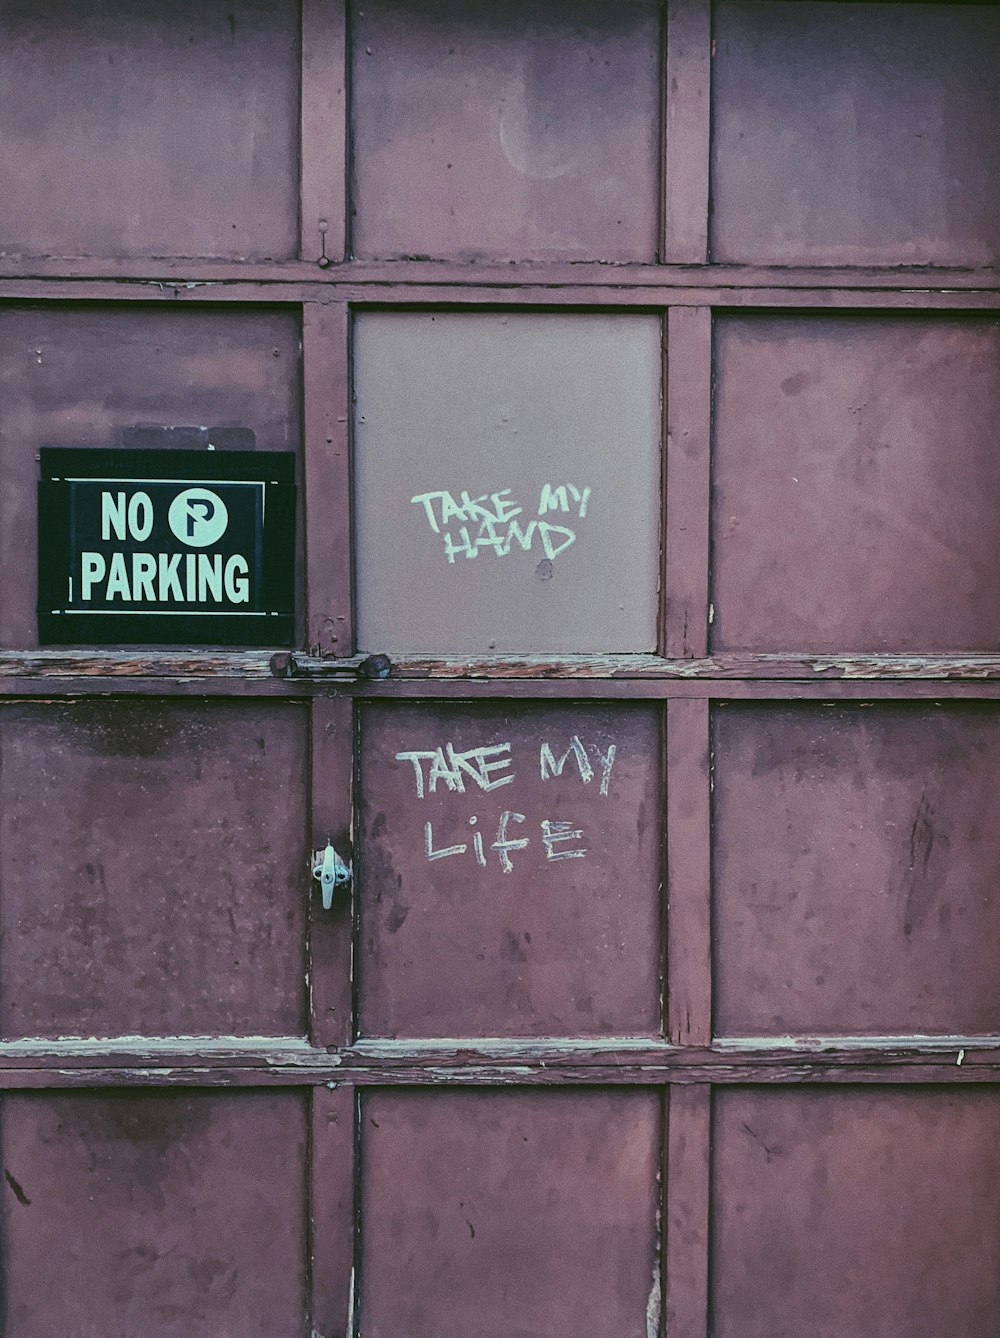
354,312,661,654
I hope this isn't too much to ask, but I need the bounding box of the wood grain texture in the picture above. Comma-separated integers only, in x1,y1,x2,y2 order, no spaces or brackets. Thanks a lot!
310,696,355,1048
0,1037,996,1089
310,1083,355,1338
0,278,998,313
665,1085,710,1338
300,0,347,265
667,699,712,1045
664,0,711,263
665,307,712,656
303,302,353,655
1,255,1000,289
7,650,1000,682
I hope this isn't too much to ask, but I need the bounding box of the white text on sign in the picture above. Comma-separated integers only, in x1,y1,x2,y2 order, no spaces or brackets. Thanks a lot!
79,488,249,604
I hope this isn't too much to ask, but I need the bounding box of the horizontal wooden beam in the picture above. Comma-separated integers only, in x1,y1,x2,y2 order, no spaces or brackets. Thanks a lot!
0,1036,993,1087
0,279,998,311
291,652,1000,682
0,256,998,292
6,651,1000,686
4,676,1000,701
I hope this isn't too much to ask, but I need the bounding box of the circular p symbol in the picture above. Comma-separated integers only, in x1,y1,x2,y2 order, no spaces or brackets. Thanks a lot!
168,488,229,547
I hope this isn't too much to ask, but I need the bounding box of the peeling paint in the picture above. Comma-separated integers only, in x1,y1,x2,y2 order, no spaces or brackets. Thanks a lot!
646,1256,662,1338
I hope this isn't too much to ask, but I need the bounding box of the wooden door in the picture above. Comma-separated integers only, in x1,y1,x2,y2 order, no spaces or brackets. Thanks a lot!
2,2,1000,1336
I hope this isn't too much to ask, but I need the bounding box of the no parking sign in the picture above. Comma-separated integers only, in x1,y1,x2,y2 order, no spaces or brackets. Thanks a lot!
37,447,296,646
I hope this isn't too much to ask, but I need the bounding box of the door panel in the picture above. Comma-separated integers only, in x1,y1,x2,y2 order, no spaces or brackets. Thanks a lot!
713,702,1000,1037
0,701,309,1038
350,0,661,262
0,304,303,648
359,1088,662,1338
711,314,1000,653
1,3,997,1334
358,701,664,1037
1,1089,309,1338
353,312,662,654
0,0,300,260
711,0,1000,266
712,1087,1000,1338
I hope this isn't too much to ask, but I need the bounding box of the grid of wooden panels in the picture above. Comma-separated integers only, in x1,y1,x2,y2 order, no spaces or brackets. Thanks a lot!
2,2,1000,1336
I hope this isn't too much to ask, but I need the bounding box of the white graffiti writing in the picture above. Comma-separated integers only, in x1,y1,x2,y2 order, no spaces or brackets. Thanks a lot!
394,735,617,875
410,483,592,564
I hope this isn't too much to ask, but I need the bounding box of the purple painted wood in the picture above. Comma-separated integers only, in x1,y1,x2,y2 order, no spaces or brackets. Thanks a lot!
712,314,1000,654
0,303,303,649
300,0,347,266
310,695,355,1048
350,0,661,261
359,1088,662,1338
666,699,711,1046
664,306,711,659
0,5,997,1336
303,302,352,656
713,1088,1000,1337
713,702,1000,1037
711,1,1000,266
0,0,299,260
0,700,309,1038
357,701,664,1038
2,1089,309,1337
663,0,710,264
310,1084,356,1338
665,1085,710,1338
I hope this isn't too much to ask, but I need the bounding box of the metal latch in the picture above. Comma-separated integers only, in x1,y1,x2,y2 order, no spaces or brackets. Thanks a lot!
311,842,351,909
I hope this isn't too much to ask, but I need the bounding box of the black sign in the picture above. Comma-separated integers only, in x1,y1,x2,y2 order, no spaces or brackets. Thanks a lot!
38,448,295,646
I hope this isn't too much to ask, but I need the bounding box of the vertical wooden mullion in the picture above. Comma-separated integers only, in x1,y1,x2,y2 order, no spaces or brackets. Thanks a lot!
664,305,712,659
667,696,712,1047
664,1084,712,1338
310,693,355,1049
303,300,353,657
663,0,712,264
300,0,348,265
309,1082,357,1338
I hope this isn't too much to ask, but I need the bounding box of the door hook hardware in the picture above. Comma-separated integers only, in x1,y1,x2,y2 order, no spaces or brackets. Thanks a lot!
312,842,351,908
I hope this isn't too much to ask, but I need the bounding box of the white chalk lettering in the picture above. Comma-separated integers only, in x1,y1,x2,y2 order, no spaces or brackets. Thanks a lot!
540,819,588,861
428,748,463,793
447,741,515,793
397,742,515,797
399,730,619,876
539,482,591,519
540,736,594,784
537,522,576,559
469,816,487,866
424,822,467,862
412,483,591,564
491,810,528,873
540,737,617,794
395,750,438,799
